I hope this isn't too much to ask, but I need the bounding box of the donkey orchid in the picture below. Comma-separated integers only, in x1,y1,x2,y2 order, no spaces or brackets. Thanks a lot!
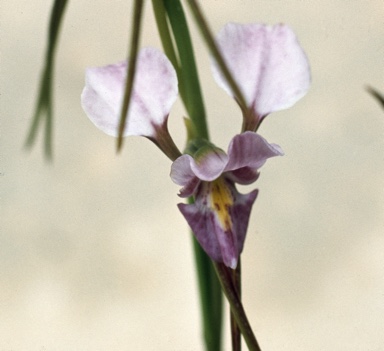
171,132,283,268
80,23,310,268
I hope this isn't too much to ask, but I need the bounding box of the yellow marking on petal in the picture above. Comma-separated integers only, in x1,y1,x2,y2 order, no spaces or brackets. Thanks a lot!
209,177,234,231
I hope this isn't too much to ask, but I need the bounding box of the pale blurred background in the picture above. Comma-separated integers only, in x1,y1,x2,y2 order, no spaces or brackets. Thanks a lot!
2,0,384,350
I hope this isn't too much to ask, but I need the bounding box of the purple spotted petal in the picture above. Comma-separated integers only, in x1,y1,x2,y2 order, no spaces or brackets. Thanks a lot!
225,132,284,172
81,47,178,138
212,23,310,118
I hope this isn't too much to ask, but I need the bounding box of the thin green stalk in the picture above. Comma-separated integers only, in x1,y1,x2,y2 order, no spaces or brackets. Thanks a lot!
117,0,144,152
25,0,69,159
161,1,222,350
192,233,223,351
214,262,262,351
186,0,247,113
151,0,187,105
163,0,209,140
230,259,241,351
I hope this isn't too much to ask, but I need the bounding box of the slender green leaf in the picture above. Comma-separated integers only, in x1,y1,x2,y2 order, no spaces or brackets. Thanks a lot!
164,0,209,140
25,0,69,160
186,0,247,114
117,0,144,152
366,86,384,110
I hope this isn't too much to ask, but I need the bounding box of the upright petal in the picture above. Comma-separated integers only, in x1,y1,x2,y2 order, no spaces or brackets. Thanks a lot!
225,132,283,172
81,47,178,138
212,23,310,119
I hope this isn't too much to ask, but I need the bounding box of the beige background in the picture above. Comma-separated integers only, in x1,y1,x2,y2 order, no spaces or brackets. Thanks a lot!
2,0,384,350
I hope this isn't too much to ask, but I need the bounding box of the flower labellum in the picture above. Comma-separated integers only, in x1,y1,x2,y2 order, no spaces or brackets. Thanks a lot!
171,132,283,269
211,23,311,131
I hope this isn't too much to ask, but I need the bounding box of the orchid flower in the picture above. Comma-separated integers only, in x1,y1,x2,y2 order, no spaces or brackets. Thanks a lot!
171,132,283,268
80,23,310,269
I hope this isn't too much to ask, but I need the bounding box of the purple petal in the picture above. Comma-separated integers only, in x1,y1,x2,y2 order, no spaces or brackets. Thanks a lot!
178,203,229,264
178,202,238,269
177,179,258,269
212,23,310,118
170,155,200,198
81,47,178,138
229,188,258,255
226,167,260,185
225,132,283,172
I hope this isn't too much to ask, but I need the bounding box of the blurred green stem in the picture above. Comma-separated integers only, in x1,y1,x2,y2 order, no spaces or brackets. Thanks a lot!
117,0,144,152
25,0,69,159
158,1,223,350
214,263,261,351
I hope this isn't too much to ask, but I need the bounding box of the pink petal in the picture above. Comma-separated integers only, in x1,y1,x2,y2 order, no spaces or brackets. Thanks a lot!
225,132,283,172
81,47,178,138
171,149,229,184
212,23,310,118
190,148,229,181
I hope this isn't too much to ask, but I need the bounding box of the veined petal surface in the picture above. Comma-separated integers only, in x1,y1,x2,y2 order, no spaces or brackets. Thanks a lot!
212,23,311,118
81,47,178,138
225,132,284,172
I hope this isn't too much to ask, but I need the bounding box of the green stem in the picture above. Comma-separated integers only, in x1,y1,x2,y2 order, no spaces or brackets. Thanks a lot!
214,262,262,351
159,1,223,350
117,0,144,152
163,0,209,140
230,259,241,351
151,0,187,105
186,0,247,112
192,234,223,351
25,0,69,159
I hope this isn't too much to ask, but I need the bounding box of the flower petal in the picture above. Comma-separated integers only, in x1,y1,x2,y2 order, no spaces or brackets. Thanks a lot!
225,132,283,172
229,188,258,256
81,47,178,138
191,148,229,181
177,179,258,269
225,167,260,185
212,23,310,118
170,155,200,198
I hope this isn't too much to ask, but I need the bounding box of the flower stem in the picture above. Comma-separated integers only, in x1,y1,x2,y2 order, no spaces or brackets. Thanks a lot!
213,262,262,351
230,259,242,351
186,0,247,112
160,1,223,350
151,0,187,106
25,0,69,160
192,234,223,351
163,0,209,140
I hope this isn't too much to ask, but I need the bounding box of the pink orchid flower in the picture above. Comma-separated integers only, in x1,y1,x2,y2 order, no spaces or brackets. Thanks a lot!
171,132,283,268
81,23,310,268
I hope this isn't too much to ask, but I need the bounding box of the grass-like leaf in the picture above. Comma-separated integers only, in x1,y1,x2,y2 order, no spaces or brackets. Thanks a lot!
25,0,69,160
